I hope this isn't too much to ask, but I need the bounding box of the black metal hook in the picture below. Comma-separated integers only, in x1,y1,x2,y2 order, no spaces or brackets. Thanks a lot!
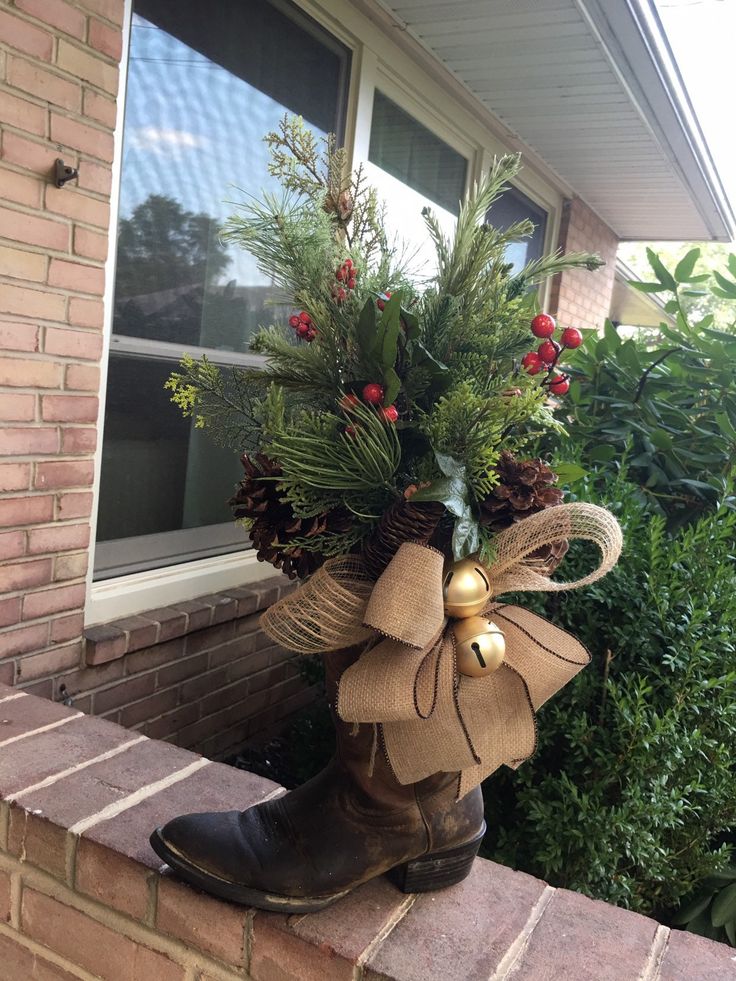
54,158,78,188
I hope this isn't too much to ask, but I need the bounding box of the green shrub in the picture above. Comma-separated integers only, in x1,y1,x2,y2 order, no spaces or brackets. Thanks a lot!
562,249,736,527
484,469,736,916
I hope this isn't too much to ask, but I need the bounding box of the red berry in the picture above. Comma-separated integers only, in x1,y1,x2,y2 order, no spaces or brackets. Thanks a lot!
336,266,346,282
295,322,311,338
339,393,360,412
380,405,399,423
348,277,356,290
561,327,583,349
521,352,544,375
537,340,558,364
377,290,392,311
304,326,317,342
531,313,556,338
549,375,570,396
362,382,385,405
288,315,300,329
344,425,358,438
298,311,311,324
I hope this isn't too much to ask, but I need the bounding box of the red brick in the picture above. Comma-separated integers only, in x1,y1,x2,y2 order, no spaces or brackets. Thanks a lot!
84,623,127,664
8,806,67,877
0,392,35,420
0,165,43,209
60,426,97,453
46,184,110,227
1,133,62,181
48,256,106,293
22,582,86,619
51,113,114,163
55,658,124,699
21,889,186,981
0,932,80,981
56,39,118,94
42,394,98,422
0,9,53,60
16,642,82,680
123,637,183,675
69,295,103,328
0,205,69,253
0,283,67,321
94,672,156,713
118,688,179,728
72,225,107,261
507,887,658,981
0,464,31,491
170,599,213,633
16,0,86,39
142,701,199,740
28,523,90,554
0,357,62,388
0,243,47,283
660,928,736,980
0,87,46,135
64,362,100,390
57,490,92,518
0,621,48,657
50,611,84,643
0,596,21,628
157,651,208,688
185,619,234,655
88,17,123,60
0,530,26,559
7,54,81,110
83,88,117,128
0,319,40,352
76,839,151,920
81,0,124,26
0,868,11,923
0,495,53,528
157,876,249,965
0,557,52,592
35,460,94,489
45,325,103,360
54,550,88,580
76,158,111,195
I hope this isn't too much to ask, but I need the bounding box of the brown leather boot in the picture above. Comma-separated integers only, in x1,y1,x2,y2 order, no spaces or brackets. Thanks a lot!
150,647,485,912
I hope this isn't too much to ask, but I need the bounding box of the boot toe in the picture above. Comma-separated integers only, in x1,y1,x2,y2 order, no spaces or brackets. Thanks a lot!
155,810,244,881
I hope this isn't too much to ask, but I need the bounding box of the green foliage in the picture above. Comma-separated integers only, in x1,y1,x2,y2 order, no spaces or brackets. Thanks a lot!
485,470,736,916
673,867,736,946
562,249,736,525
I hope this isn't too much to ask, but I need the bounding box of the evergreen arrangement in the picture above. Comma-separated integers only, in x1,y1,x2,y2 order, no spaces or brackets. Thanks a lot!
166,116,603,576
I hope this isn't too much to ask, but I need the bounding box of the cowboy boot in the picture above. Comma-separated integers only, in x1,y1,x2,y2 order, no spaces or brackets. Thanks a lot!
150,647,485,912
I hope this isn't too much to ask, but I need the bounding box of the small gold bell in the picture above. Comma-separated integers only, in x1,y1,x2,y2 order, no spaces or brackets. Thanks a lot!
443,558,493,618
453,616,505,678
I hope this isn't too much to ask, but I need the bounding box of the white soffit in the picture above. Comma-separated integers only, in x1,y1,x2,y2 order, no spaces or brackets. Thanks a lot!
376,0,734,242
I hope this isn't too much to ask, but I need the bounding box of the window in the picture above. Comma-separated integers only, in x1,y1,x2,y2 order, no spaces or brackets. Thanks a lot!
364,90,469,278
95,0,350,580
486,185,548,275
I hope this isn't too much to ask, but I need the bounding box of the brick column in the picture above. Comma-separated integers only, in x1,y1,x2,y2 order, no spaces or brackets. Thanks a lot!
0,0,123,686
548,196,619,331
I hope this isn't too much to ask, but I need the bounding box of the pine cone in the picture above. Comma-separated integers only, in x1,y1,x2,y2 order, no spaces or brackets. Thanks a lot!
230,454,352,580
361,495,445,580
480,451,568,574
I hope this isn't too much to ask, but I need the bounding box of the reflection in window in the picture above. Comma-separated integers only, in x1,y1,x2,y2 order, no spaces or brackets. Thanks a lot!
365,90,468,279
96,0,349,577
486,186,548,275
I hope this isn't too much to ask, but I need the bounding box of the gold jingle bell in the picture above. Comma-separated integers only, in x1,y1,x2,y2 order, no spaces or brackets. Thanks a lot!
452,616,506,678
443,558,493,618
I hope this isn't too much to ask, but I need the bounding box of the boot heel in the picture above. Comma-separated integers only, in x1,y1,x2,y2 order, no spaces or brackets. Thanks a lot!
388,823,486,893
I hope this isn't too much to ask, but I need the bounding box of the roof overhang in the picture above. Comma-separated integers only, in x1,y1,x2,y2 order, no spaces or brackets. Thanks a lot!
611,260,675,329
365,0,735,242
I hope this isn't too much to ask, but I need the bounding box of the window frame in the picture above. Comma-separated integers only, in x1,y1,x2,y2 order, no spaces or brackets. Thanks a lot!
86,0,565,625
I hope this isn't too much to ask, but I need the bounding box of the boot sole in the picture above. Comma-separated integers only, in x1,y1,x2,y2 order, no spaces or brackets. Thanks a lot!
149,822,485,913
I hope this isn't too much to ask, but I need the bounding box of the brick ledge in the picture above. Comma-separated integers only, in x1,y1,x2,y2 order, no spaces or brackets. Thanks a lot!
84,574,293,665
0,685,734,980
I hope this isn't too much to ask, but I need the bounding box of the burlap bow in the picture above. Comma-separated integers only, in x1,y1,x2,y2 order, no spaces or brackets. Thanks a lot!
261,502,622,796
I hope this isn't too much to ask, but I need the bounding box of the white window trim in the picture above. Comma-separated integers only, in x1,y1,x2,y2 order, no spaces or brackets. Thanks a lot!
87,0,566,626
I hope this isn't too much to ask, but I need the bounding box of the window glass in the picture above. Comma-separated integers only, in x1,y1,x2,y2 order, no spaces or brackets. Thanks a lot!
486,185,548,275
365,90,468,279
96,0,349,579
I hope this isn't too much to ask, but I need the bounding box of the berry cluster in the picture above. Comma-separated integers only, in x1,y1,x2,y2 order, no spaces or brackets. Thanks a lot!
333,258,358,303
339,383,399,436
288,310,317,342
521,313,583,397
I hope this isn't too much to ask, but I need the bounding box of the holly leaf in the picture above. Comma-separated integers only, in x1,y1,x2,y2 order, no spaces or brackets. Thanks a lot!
356,298,378,369
451,509,480,560
400,306,420,340
554,463,587,485
383,365,401,406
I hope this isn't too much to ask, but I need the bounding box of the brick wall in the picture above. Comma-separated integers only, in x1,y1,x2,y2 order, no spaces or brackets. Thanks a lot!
0,0,120,681
549,196,619,331
1,685,733,980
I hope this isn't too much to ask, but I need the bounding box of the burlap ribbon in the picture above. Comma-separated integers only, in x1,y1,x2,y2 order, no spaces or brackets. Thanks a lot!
261,502,622,796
